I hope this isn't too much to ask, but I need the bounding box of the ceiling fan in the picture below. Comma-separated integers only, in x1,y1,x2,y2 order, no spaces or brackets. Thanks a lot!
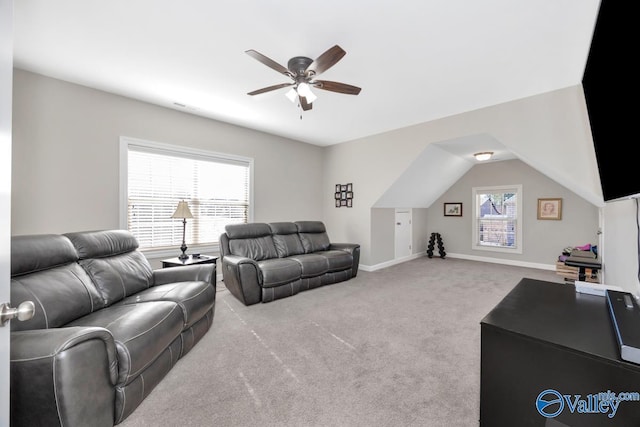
245,45,361,111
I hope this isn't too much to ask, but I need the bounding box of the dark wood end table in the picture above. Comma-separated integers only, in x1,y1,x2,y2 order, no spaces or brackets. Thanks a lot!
161,255,218,268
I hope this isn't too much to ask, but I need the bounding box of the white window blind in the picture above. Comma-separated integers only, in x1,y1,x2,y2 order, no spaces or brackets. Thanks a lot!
123,139,251,251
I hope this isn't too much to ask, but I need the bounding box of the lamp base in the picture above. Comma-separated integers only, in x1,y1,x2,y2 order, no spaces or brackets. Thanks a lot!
178,242,188,260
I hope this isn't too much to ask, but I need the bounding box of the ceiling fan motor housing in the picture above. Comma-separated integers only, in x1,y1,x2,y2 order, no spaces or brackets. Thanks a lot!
288,56,313,77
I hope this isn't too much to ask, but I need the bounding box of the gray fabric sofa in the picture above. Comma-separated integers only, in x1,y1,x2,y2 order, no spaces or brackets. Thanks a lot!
9,229,217,426
219,221,360,305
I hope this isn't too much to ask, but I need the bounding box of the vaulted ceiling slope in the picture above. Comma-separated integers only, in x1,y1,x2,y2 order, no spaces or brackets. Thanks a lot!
13,1,602,147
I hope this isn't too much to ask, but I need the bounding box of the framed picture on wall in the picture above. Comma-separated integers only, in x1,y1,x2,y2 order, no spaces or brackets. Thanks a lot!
537,198,562,220
444,202,463,217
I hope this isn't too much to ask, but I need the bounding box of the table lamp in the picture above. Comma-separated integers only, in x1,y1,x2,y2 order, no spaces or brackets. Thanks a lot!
171,200,193,260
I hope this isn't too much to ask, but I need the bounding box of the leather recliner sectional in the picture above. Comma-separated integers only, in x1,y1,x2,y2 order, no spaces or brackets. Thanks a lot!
219,221,360,305
9,229,217,426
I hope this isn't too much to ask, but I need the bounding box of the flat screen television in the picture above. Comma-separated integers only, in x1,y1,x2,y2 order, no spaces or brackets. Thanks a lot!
582,0,636,202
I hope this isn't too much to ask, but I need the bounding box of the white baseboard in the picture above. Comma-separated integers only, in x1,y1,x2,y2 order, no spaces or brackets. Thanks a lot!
359,252,556,273
359,253,425,272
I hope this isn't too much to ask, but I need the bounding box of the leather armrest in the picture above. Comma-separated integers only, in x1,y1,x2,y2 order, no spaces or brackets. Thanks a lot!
153,263,216,286
11,326,118,427
330,242,360,255
329,243,361,277
221,255,262,305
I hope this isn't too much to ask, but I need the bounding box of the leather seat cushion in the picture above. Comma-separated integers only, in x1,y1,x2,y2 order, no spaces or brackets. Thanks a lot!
121,281,215,328
287,253,329,277
67,301,184,386
316,250,354,272
256,258,301,288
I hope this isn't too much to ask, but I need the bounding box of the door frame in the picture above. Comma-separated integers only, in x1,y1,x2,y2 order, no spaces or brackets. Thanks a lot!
1,0,13,424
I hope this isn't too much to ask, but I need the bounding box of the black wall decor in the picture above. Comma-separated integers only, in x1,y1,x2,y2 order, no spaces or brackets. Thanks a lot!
334,183,353,208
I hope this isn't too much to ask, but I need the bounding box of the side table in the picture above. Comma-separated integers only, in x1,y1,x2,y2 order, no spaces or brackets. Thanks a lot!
161,255,218,268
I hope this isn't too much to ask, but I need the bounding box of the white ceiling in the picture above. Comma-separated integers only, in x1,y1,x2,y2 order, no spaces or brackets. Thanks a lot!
13,1,601,148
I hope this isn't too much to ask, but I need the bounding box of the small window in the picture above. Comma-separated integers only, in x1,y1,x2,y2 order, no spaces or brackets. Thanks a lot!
120,137,253,253
472,185,522,254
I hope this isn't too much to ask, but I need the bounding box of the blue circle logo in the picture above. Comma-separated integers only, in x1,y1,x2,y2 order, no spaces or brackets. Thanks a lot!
536,389,564,418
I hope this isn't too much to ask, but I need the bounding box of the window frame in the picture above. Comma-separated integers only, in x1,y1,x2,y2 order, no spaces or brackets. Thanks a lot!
472,184,523,254
119,136,254,258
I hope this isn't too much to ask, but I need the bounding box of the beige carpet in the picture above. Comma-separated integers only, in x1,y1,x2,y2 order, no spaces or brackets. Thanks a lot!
119,257,563,427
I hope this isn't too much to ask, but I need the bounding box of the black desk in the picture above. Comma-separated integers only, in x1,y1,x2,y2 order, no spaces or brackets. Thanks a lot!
480,278,640,426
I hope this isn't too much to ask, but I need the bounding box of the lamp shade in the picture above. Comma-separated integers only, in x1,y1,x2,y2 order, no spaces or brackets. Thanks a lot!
171,201,193,219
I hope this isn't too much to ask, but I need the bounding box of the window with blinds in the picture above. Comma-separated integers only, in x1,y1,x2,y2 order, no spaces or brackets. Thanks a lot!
472,185,523,254
121,137,252,251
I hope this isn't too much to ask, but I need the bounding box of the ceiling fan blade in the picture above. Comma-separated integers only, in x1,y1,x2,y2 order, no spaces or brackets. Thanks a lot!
300,96,313,111
306,45,346,76
313,80,361,95
245,49,293,78
247,82,295,96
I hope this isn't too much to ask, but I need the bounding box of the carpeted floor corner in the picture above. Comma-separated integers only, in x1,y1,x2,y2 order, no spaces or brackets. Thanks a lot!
118,257,563,427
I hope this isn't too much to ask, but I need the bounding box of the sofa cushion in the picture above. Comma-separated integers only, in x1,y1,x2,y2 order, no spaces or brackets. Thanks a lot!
226,223,278,261
65,230,154,305
10,234,103,331
269,222,305,257
64,229,140,259
121,281,215,328
295,221,331,253
67,301,184,386
316,250,354,272
256,258,302,288
287,253,329,277
10,264,103,331
11,234,78,276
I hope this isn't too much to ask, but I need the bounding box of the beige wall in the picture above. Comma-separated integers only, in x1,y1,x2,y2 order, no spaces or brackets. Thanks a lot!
12,69,324,236
427,159,599,266
323,85,602,267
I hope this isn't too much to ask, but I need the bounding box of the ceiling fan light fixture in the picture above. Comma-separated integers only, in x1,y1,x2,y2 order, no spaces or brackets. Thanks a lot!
296,82,317,103
474,151,494,161
285,88,298,103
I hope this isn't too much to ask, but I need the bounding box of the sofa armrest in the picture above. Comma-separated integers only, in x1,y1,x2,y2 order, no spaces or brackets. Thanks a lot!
11,326,118,427
221,255,263,305
330,243,361,277
153,263,216,287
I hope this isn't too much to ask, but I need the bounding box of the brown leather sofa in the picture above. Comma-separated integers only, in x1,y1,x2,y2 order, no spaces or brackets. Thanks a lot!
219,221,360,305
9,229,216,426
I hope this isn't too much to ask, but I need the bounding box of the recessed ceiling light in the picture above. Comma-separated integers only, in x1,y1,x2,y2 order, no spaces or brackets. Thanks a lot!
474,152,493,161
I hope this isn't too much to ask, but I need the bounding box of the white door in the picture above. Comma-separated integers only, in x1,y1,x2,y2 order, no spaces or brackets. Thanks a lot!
395,209,412,259
1,2,12,425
